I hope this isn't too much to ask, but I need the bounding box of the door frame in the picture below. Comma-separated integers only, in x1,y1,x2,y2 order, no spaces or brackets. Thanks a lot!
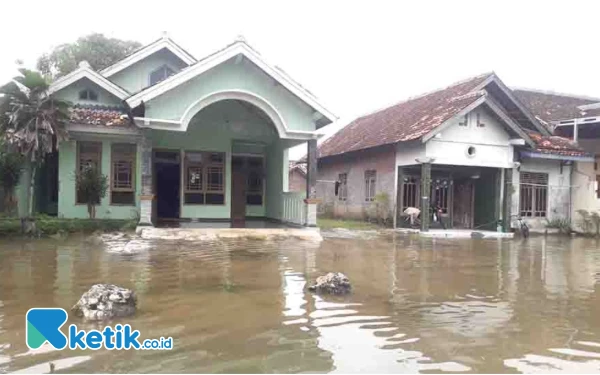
153,148,181,220
230,155,247,227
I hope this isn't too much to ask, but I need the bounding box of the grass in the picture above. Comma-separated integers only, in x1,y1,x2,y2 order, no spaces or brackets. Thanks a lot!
0,215,138,237
317,217,380,230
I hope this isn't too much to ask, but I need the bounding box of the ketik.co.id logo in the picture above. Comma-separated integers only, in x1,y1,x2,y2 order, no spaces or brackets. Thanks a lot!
26,308,173,350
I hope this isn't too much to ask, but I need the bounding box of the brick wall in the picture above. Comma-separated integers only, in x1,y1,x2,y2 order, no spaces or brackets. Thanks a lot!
288,169,306,193
317,145,396,220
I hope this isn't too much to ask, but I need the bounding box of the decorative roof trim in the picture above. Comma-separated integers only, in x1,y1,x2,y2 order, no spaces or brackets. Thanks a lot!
475,74,551,136
49,61,130,99
519,150,593,162
126,40,337,123
99,36,196,77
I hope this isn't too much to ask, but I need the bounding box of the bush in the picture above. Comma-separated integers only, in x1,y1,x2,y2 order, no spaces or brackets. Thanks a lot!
576,210,600,236
545,217,572,234
0,215,137,237
75,165,108,219
0,152,23,216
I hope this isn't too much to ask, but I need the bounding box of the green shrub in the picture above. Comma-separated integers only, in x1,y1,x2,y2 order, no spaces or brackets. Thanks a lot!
545,217,572,234
74,165,108,219
0,152,23,216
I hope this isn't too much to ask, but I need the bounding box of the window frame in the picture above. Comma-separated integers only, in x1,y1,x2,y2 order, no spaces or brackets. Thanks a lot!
183,151,226,206
365,170,377,202
76,141,103,205
149,65,175,86
110,143,137,206
519,172,549,218
338,173,348,201
78,89,99,102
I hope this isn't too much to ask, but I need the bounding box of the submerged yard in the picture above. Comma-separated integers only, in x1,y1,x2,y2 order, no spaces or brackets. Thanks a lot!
1,232,600,373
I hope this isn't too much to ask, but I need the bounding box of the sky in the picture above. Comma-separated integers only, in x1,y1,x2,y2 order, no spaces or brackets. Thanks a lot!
2,0,599,160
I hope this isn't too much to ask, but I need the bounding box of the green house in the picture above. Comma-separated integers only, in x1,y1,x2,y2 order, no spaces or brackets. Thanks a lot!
30,35,334,227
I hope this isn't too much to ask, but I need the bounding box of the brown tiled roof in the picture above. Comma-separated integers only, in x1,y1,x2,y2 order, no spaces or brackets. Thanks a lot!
513,89,600,124
527,131,589,157
317,73,492,158
69,106,132,127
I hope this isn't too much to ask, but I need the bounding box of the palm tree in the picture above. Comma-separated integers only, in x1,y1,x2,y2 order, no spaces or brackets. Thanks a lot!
0,68,70,223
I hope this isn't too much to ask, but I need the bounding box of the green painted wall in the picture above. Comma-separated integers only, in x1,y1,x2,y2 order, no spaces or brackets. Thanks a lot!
110,49,188,94
265,142,287,220
53,78,123,107
150,100,282,219
57,139,142,219
145,58,317,132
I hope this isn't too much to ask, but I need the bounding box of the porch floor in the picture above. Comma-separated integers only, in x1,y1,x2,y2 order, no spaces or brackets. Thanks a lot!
396,228,514,239
156,218,297,229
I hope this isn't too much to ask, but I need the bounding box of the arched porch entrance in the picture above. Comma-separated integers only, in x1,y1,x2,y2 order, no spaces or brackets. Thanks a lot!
139,92,310,228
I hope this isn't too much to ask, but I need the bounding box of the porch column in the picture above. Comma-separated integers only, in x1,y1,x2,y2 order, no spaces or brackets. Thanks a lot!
420,162,431,232
304,139,318,227
138,130,154,226
502,168,513,232
396,167,405,226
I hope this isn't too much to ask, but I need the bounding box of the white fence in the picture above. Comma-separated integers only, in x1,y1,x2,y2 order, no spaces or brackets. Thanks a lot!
282,192,306,226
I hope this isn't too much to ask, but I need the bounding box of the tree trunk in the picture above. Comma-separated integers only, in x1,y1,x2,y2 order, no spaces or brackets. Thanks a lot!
88,204,96,219
28,164,36,218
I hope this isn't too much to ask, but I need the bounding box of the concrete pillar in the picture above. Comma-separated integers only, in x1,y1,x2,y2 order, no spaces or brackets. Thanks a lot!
502,168,513,232
138,130,154,226
420,162,431,232
304,139,318,227
396,167,405,226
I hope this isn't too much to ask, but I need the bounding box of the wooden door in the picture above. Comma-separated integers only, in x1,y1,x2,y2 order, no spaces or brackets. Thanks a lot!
453,180,474,229
231,158,246,228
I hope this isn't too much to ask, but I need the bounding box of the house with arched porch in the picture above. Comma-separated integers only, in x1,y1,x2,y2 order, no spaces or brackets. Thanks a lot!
34,34,335,227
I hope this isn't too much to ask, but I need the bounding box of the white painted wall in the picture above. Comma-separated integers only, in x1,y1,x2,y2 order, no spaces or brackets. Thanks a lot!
396,142,425,166
511,159,571,230
571,160,600,220
425,107,514,168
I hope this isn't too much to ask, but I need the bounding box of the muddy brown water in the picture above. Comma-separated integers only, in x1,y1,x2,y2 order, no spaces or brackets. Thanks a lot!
1,233,600,373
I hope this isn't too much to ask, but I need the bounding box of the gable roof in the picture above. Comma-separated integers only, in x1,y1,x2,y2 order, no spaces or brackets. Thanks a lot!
49,61,130,99
513,89,600,125
99,34,196,77
318,72,547,159
126,37,336,125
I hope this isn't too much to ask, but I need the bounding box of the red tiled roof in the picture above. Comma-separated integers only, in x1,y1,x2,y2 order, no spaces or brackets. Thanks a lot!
527,131,589,157
318,73,492,158
69,106,132,127
513,89,600,124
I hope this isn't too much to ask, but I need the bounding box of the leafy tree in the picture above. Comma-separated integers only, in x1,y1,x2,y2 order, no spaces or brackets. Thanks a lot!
0,68,70,221
75,165,108,219
0,152,23,216
37,33,141,80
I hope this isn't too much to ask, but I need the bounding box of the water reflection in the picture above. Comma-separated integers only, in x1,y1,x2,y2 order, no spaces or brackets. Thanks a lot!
0,234,600,372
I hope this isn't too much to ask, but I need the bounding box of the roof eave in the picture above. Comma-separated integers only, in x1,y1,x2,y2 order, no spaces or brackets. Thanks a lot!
49,64,130,100
99,37,197,78
126,41,337,123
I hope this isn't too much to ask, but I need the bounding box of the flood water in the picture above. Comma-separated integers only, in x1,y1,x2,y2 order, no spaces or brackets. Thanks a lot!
2,232,600,373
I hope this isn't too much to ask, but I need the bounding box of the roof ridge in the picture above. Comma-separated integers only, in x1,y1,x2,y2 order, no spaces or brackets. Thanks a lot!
355,71,494,120
513,87,600,102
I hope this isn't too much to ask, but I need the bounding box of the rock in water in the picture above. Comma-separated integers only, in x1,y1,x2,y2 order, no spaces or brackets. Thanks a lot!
72,284,136,321
308,272,351,295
